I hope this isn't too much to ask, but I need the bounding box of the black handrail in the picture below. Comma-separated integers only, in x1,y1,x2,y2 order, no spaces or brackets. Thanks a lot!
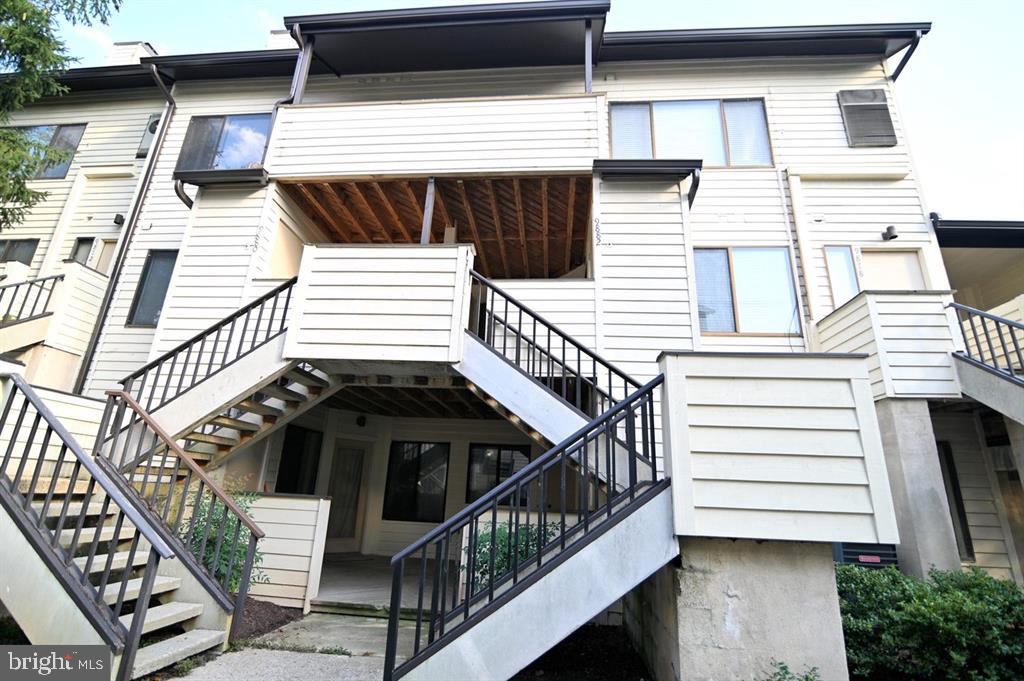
0,373,174,681
94,390,265,639
469,271,641,417
0,274,64,328
120,277,296,412
383,376,664,680
948,302,1024,384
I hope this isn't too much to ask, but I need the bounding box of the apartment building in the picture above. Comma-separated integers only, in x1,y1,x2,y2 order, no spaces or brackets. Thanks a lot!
0,2,1021,680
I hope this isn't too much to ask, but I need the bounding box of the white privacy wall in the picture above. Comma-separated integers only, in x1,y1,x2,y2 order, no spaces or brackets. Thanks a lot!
264,94,601,178
284,244,475,364
660,352,898,544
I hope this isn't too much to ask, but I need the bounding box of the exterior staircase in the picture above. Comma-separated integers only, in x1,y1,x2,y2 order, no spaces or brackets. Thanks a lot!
949,302,1024,424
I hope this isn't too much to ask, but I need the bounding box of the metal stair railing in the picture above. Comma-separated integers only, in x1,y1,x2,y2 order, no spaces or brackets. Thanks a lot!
383,375,665,681
949,302,1024,386
120,277,297,412
0,274,63,328
469,271,641,418
0,373,175,681
94,390,265,642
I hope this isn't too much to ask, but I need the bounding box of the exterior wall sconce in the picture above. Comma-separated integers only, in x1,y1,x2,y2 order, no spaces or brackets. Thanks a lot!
882,225,898,240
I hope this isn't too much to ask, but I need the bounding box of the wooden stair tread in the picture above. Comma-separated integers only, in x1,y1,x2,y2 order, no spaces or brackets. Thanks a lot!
258,383,306,403
235,399,283,417
208,415,261,433
286,367,329,389
185,431,238,448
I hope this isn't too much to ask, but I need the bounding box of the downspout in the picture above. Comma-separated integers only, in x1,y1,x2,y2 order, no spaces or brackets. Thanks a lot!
73,64,176,393
891,30,922,81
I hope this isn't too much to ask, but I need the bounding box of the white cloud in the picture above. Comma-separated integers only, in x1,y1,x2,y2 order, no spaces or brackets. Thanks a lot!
69,24,114,56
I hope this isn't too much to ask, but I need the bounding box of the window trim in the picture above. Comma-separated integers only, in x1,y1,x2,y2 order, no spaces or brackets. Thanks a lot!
609,98,774,168
465,442,533,505
823,244,862,308
136,113,162,159
382,440,452,525
125,249,177,328
694,245,803,337
70,237,95,266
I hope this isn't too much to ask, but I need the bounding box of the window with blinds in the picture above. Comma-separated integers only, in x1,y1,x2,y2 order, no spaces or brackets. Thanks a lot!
837,89,897,147
610,99,772,166
694,246,801,335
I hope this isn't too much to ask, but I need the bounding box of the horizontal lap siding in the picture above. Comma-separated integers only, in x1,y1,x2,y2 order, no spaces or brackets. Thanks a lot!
8,90,163,277
250,495,328,609
286,246,471,363
664,354,896,544
265,96,600,177
816,296,884,396
84,79,288,396
873,294,959,398
489,280,597,350
931,413,1016,581
47,266,109,356
0,386,105,476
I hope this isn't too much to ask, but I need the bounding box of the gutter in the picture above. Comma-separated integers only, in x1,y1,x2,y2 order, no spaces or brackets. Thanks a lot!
74,65,176,393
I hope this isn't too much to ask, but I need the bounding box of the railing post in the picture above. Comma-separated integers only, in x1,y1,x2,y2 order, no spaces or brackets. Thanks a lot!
229,534,258,642
116,552,160,681
383,560,405,681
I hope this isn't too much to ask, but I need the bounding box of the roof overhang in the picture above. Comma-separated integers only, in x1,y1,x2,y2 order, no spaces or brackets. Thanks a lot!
593,159,701,178
284,1,609,74
1,64,157,93
932,217,1024,248
142,49,307,81
600,23,931,62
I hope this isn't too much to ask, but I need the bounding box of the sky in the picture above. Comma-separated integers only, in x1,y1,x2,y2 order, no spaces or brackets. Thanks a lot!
58,0,1024,219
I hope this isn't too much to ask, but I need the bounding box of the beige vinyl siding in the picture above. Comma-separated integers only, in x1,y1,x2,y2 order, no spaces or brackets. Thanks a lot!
285,244,474,364
265,94,601,178
661,353,897,544
932,412,1018,581
56,174,139,267
148,185,269,357
45,263,109,357
84,78,288,396
816,291,960,399
248,181,326,286
6,90,163,277
488,279,597,350
250,494,330,610
595,178,693,381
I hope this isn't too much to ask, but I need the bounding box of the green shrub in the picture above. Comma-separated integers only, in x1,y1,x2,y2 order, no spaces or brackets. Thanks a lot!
465,520,559,595
837,564,1024,680
761,660,821,681
182,489,268,592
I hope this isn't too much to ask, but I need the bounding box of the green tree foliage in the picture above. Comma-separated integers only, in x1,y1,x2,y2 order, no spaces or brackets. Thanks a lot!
837,564,1024,680
0,0,122,230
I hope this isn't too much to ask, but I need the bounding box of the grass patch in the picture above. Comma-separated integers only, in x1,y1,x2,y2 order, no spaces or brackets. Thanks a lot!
232,639,351,656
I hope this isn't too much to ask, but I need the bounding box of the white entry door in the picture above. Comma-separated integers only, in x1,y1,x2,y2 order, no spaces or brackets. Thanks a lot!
325,442,368,553
861,250,926,290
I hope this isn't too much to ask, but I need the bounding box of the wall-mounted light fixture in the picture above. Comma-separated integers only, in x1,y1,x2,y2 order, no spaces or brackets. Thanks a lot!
881,225,898,241
113,213,125,226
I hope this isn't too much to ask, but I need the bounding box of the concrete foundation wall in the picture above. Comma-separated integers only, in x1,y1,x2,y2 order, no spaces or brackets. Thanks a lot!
626,538,848,681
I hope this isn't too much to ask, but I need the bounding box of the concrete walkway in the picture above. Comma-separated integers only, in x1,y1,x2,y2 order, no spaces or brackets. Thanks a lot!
181,614,416,681
182,649,384,681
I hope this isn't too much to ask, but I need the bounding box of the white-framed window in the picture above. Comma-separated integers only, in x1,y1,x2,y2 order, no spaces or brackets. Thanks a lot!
10,124,87,179
825,245,861,307
70,237,95,266
694,246,801,335
610,99,772,166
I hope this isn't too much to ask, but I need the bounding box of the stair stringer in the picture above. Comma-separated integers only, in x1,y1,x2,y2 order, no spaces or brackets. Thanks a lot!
455,333,587,442
409,485,678,681
954,355,1024,425
146,334,295,440
0,504,112,649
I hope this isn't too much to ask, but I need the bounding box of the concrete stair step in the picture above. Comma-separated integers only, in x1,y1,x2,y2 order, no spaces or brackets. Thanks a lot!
102,575,180,605
59,523,136,549
185,431,238,448
74,549,151,574
32,500,113,518
18,476,93,496
131,629,225,679
235,399,283,417
122,601,203,635
208,415,261,433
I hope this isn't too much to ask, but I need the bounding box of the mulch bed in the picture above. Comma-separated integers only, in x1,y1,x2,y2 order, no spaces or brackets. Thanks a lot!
232,598,302,641
511,625,651,681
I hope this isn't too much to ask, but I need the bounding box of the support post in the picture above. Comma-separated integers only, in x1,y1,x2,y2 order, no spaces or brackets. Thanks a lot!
584,19,593,94
420,177,436,245
290,33,314,105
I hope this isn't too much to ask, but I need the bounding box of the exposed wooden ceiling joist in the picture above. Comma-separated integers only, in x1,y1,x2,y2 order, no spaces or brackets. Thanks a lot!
323,385,502,420
281,175,591,279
